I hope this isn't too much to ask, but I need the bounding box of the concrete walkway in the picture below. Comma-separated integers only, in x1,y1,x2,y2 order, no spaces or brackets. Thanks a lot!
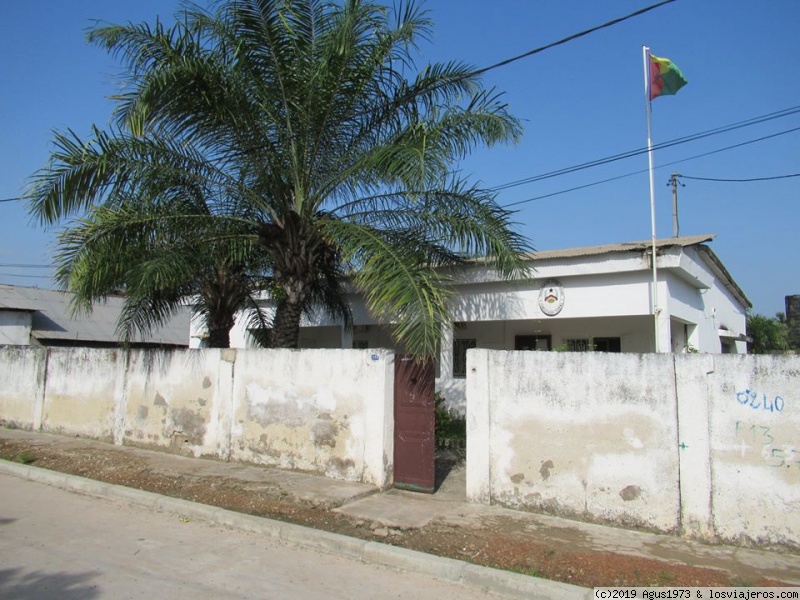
1,428,799,596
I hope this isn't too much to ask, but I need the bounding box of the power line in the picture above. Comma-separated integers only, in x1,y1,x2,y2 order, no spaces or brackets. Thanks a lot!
0,272,51,279
472,0,676,77
503,125,800,207
679,173,800,183
0,263,51,269
0,197,23,203
490,105,800,192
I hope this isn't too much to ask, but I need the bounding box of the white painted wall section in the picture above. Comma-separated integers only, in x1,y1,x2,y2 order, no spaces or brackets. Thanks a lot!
467,349,680,532
0,346,46,429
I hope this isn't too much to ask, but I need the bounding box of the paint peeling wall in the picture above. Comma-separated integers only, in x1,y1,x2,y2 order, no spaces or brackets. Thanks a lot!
123,349,228,457
0,346,394,488
468,349,800,549
230,349,393,487
467,350,679,533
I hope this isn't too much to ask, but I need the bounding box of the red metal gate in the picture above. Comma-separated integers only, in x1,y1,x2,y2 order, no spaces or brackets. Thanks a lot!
393,355,435,493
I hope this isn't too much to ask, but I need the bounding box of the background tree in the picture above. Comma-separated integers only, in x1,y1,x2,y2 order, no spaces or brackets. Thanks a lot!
746,312,790,354
28,0,530,356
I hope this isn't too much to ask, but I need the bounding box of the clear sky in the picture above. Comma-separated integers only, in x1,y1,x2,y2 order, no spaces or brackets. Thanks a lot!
1,0,798,318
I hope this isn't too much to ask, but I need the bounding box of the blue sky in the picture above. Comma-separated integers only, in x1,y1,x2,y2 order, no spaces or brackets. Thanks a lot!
1,0,798,317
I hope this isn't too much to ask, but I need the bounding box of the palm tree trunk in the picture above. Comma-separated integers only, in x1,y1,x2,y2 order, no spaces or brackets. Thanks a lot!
271,299,303,348
207,325,231,348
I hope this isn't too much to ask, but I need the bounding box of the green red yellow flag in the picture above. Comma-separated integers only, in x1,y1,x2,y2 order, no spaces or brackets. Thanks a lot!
649,54,687,100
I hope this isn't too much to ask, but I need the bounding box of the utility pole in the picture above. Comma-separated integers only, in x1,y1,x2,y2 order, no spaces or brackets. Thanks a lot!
669,173,684,237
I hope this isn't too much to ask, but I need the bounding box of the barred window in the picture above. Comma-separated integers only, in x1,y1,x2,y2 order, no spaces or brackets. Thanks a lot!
453,338,477,378
565,338,590,352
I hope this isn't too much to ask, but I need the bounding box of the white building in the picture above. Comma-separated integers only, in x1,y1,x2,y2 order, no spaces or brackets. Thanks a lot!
190,234,750,411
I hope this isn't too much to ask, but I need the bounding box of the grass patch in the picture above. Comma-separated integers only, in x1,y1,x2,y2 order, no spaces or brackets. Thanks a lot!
507,564,543,578
14,451,37,465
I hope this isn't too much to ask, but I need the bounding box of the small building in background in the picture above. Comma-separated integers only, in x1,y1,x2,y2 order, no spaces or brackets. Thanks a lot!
0,284,189,348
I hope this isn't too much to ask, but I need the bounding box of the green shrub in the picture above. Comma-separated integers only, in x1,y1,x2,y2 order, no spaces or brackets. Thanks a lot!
434,392,466,440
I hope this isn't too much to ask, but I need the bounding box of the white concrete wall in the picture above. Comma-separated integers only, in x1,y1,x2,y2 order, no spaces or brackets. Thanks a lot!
123,349,232,457
705,355,800,548
0,347,395,488
467,350,680,532
229,349,394,487
0,346,46,429
41,348,123,441
468,349,800,550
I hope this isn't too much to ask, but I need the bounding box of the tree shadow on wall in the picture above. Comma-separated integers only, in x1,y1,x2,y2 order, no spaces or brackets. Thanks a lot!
0,568,100,600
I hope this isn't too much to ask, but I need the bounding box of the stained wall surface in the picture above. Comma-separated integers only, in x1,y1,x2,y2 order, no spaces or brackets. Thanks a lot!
0,347,394,488
467,350,800,549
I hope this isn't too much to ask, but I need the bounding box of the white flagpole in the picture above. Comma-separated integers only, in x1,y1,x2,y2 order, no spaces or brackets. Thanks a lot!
643,45,661,353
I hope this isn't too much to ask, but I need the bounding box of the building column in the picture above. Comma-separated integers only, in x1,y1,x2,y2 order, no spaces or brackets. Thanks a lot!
439,321,454,382
654,280,672,353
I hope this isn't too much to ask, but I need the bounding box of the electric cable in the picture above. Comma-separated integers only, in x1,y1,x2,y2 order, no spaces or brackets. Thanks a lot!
503,125,800,207
472,0,676,77
679,174,800,183
490,105,800,192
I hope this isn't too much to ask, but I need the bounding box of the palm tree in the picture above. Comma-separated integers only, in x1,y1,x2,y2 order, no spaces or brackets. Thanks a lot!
48,155,270,348
28,0,530,356
746,313,789,355
43,128,350,348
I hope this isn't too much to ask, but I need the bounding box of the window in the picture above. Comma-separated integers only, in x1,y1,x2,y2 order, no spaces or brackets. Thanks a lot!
593,337,621,352
515,335,552,351
565,338,591,352
353,340,369,349
453,338,476,378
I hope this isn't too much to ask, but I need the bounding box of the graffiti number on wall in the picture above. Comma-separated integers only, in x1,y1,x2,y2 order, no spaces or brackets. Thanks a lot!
734,420,798,470
734,420,773,444
736,389,785,413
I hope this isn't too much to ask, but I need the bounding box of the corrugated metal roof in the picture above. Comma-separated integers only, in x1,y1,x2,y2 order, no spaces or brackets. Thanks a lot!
0,284,189,346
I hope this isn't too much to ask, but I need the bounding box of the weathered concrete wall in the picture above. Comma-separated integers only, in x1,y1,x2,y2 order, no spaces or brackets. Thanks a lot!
468,350,800,549
0,346,46,429
229,349,394,487
41,348,122,441
0,347,394,488
123,349,231,457
705,355,800,548
467,350,679,533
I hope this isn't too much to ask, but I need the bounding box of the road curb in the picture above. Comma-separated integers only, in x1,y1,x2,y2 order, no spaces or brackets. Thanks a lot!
0,459,590,600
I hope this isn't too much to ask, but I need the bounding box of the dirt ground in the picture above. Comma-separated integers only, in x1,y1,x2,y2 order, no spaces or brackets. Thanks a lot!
0,437,792,589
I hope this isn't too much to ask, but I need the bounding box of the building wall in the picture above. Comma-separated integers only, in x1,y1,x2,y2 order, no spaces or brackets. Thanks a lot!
0,346,395,488
467,349,800,549
0,310,33,345
686,247,748,354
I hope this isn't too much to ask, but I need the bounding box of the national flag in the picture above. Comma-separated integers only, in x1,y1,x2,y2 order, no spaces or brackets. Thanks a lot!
649,54,687,100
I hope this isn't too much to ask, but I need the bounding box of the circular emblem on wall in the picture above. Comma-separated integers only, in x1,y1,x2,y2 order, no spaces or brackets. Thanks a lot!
538,280,565,316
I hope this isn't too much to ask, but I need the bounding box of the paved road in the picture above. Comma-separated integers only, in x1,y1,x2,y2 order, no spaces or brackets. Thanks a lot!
0,473,502,600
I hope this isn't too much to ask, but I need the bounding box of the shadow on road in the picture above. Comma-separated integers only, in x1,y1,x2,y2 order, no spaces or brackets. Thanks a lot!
0,568,100,600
